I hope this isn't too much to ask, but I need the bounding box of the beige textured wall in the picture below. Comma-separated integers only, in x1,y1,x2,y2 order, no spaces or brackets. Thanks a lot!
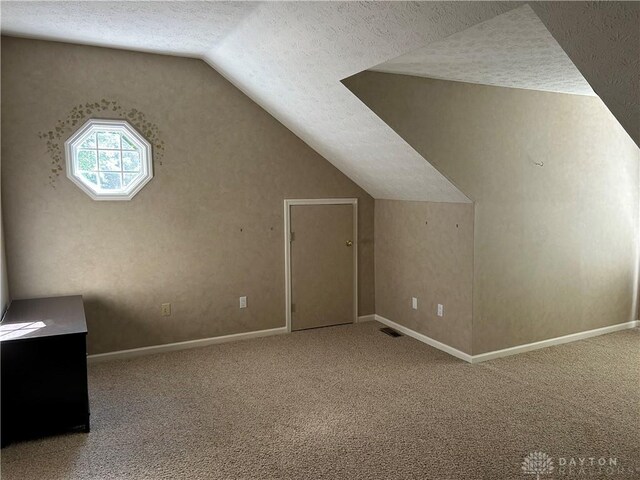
1,209,8,315
375,200,474,354
345,71,639,354
1,37,375,354
1,118,8,314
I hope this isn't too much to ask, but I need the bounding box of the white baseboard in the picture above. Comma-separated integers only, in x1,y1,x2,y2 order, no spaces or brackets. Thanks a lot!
471,320,640,363
373,314,473,363
88,316,639,365
88,326,288,364
371,315,639,364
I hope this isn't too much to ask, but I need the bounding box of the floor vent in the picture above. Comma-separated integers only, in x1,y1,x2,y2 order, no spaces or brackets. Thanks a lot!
380,327,402,338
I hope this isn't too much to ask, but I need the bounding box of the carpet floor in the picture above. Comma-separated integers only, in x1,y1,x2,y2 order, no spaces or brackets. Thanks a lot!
1,321,639,479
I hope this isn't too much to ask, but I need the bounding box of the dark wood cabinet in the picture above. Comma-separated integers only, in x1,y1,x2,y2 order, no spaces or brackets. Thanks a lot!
1,296,90,446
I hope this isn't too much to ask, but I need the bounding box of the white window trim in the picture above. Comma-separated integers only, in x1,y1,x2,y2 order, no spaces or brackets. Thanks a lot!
64,118,153,201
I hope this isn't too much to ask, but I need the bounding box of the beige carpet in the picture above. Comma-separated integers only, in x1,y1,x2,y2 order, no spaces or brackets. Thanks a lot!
1,322,639,479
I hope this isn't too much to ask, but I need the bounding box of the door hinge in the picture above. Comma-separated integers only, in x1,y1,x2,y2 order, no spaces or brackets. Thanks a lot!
290,231,295,242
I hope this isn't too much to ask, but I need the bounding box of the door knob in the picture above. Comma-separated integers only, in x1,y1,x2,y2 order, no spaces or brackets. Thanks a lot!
346,240,353,247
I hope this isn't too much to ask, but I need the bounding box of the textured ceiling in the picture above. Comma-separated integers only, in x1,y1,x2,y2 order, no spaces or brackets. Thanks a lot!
372,5,594,96
0,1,260,57
1,1,521,202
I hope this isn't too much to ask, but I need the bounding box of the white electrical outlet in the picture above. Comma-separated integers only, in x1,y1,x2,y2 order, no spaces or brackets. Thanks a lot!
239,296,247,309
437,304,444,317
161,303,171,316
411,297,418,310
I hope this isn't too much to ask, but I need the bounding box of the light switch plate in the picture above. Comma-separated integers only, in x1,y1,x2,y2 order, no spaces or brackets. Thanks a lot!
239,296,247,309
411,297,418,310
437,304,444,317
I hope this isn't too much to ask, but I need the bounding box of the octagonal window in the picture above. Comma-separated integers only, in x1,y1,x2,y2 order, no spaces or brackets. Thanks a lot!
64,119,153,200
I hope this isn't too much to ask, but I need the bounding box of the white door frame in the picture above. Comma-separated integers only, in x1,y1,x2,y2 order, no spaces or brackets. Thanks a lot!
284,198,358,333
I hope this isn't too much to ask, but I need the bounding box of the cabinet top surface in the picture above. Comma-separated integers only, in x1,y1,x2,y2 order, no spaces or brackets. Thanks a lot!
0,295,87,342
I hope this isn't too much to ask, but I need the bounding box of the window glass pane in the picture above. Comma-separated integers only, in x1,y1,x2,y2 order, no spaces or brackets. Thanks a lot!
77,149,98,171
66,121,153,199
97,131,120,149
80,172,98,187
79,133,97,149
123,173,139,187
121,135,137,150
98,151,121,171
122,151,141,172
99,172,122,190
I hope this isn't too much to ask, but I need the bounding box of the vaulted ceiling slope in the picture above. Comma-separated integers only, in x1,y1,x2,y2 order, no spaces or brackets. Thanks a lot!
1,2,637,200
201,2,522,202
1,1,517,202
372,5,595,96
